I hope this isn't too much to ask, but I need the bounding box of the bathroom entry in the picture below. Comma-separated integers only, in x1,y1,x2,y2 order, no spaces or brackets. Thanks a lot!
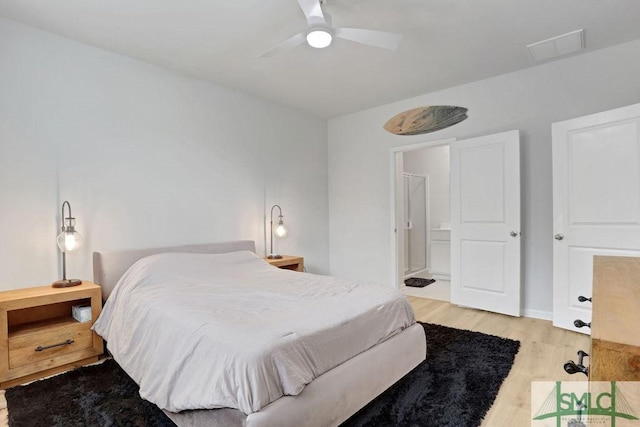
399,144,451,283
393,131,521,315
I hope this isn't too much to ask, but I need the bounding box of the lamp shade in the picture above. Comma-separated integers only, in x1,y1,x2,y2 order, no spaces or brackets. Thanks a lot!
274,221,287,238
56,218,83,252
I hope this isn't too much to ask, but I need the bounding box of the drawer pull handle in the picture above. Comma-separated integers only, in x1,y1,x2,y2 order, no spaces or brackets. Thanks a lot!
564,350,589,376
35,339,74,352
578,295,592,303
574,319,591,328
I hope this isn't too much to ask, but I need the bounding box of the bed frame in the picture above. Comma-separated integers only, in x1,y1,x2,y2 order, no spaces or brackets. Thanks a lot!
93,241,426,427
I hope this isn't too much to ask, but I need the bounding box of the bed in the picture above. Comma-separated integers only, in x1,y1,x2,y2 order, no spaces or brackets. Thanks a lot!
92,240,426,427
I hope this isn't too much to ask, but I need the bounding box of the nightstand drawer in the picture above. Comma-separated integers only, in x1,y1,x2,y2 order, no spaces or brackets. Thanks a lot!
9,324,93,370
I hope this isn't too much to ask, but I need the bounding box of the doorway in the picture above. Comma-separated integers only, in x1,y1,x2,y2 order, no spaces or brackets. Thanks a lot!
393,139,453,302
392,130,521,317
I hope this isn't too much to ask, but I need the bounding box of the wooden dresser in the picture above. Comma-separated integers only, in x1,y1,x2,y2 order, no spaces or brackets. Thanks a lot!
589,256,640,380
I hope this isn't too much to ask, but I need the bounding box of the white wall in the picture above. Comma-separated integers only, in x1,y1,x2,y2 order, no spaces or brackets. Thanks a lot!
403,145,450,231
328,38,640,318
0,17,329,291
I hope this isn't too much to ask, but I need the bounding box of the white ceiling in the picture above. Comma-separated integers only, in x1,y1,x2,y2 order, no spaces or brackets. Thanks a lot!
2,0,640,118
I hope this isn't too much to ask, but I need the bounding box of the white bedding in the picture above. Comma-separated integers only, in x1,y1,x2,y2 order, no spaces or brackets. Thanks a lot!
92,251,415,415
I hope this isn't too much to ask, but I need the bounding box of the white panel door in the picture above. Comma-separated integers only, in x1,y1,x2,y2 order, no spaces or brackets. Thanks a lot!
552,103,640,332
451,130,521,316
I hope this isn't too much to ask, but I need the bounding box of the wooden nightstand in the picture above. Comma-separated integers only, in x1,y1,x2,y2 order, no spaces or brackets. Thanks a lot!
264,255,304,272
0,281,104,389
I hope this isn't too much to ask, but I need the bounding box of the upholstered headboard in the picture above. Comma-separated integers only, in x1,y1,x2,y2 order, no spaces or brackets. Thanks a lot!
93,240,256,300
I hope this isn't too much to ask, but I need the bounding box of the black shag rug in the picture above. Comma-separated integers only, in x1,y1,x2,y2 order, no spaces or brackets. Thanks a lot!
5,323,519,427
340,323,520,426
5,358,173,427
405,277,436,288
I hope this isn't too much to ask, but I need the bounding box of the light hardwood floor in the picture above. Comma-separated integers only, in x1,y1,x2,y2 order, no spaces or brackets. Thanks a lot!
409,296,591,426
0,297,590,426
0,390,5,427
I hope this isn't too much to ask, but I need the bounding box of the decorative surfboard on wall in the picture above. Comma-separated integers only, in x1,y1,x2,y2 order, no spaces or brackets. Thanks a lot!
384,105,468,136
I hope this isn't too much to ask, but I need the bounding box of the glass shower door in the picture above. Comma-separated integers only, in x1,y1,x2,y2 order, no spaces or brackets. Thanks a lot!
403,174,427,276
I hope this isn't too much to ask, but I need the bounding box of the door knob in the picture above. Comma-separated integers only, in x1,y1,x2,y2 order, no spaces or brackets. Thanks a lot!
510,231,519,237
554,233,564,240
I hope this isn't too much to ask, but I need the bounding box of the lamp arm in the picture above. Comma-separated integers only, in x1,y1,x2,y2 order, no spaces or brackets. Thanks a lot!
60,201,72,280
61,252,67,280
61,200,71,231
269,205,282,256
270,204,282,218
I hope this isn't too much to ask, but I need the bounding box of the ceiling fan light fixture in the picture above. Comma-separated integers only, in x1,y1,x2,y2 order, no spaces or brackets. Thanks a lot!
307,29,332,48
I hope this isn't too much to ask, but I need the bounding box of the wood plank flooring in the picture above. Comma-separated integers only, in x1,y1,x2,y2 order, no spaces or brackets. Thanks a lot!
0,390,5,427
0,297,590,426
409,296,591,426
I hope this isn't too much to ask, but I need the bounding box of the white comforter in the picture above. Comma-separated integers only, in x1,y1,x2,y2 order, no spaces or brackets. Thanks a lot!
92,251,415,414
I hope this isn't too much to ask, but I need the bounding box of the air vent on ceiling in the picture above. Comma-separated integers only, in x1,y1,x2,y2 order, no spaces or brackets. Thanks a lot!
527,29,584,62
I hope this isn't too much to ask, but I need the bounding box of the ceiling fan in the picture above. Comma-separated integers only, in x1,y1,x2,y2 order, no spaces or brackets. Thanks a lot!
261,0,403,57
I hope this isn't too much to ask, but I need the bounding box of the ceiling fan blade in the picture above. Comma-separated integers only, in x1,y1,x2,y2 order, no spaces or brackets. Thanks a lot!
335,28,403,50
297,0,326,26
261,32,306,58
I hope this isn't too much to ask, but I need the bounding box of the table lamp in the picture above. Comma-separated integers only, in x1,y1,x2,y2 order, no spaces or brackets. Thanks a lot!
267,204,287,259
52,201,83,288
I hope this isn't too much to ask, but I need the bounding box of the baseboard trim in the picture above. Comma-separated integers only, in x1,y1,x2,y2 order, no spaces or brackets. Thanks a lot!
523,308,553,321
